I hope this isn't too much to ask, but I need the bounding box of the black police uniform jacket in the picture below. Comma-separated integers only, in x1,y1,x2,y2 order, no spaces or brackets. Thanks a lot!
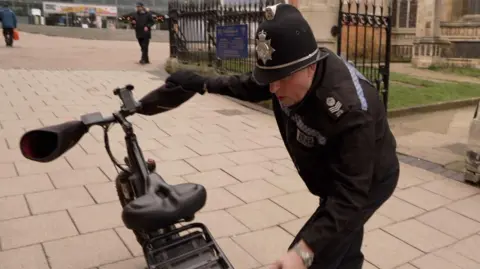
205,47,399,257
132,11,155,39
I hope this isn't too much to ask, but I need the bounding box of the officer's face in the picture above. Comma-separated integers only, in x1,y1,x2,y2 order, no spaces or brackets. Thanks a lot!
269,64,316,106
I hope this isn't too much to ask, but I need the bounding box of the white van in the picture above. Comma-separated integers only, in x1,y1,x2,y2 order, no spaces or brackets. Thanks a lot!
465,101,480,184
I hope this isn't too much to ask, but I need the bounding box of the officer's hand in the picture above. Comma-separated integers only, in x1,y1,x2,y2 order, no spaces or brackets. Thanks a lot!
270,250,306,269
166,70,207,95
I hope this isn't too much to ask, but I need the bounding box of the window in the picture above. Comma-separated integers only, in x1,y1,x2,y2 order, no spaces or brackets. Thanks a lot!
392,0,397,27
1,0,43,15
463,0,480,15
392,0,417,29
399,0,408,27
408,0,417,27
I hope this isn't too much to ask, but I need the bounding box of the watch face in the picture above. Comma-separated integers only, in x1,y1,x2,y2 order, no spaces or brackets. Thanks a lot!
294,244,314,267
303,253,313,267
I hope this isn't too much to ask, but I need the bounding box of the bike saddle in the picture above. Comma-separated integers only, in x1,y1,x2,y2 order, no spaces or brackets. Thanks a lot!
122,173,207,231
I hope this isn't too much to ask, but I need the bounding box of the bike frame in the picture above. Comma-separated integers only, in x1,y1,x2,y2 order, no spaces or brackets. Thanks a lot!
83,89,233,269
112,110,149,196
99,110,179,248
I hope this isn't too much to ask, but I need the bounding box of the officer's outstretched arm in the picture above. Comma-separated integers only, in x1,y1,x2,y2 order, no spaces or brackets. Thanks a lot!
299,110,375,259
205,72,272,102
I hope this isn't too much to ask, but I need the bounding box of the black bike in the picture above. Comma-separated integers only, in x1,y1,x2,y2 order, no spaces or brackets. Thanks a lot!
19,84,233,269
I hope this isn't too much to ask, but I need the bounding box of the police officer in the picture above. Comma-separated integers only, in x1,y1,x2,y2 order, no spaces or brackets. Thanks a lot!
131,2,155,64
165,3,399,269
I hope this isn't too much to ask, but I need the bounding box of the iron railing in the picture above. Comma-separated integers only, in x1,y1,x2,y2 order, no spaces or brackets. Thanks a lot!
335,0,392,110
167,0,392,109
167,0,283,74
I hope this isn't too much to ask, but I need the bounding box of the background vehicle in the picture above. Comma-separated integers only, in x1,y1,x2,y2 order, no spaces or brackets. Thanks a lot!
465,100,480,184
19,84,233,269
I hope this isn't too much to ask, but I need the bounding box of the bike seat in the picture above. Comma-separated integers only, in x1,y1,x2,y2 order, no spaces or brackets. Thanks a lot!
122,173,207,231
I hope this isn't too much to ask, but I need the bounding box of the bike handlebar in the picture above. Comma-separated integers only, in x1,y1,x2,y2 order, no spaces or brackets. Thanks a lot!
19,83,196,195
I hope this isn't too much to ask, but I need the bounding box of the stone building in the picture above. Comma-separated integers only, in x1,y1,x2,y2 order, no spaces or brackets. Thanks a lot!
409,0,480,67
293,0,480,68
377,0,480,68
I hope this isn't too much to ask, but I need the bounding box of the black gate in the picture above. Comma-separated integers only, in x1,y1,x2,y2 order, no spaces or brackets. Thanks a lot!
167,0,392,109
334,0,392,110
167,0,284,74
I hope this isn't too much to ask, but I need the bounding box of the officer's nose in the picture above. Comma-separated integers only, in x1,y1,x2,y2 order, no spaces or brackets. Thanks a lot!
269,81,280,94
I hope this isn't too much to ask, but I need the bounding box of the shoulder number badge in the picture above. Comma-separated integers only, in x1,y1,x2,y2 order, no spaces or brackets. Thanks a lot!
256,30,275,65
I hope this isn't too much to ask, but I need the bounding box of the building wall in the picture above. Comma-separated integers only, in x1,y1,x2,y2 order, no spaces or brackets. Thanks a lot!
391,0,417,62
438,0,480,63
390,0,480,65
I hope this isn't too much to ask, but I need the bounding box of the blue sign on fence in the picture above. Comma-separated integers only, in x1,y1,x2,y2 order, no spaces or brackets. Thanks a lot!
216,24,248,59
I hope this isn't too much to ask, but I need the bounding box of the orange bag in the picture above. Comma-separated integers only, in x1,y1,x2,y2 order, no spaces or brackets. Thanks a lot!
13,29,19,41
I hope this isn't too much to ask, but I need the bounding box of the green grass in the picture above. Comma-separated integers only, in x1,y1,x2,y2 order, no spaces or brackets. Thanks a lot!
428,65,480,78
387,72,480,109
257,72,480,111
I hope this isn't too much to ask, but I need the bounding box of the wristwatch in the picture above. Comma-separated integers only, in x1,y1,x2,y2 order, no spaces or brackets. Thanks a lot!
292,242,314,268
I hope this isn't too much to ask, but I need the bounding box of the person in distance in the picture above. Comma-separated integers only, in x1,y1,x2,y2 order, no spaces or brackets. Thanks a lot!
130,2,155,64
0,3,17,47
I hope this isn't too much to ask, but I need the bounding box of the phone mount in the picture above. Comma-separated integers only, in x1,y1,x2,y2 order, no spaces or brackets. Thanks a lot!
113,84,142,114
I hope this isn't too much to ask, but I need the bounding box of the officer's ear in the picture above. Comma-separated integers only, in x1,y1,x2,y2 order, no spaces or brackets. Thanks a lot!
307,64,317,78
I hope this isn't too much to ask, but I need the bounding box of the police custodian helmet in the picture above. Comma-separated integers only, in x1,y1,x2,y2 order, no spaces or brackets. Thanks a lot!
253,3,328,85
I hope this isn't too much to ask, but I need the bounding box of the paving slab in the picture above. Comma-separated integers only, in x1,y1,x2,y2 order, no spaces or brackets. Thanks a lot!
0,33,479,269
0,244,50,269
390,105,476,168
43,229,132,269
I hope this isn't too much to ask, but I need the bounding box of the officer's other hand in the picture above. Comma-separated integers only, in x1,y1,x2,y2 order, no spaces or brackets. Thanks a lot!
166,70,207,95
269,250,306,269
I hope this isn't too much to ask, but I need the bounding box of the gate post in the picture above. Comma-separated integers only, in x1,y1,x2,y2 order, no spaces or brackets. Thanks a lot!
297,0,340,52
334,0,392,111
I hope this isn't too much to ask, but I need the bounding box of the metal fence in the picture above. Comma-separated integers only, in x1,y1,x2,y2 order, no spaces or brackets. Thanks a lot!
334,0,392,110
167,0,392,109
168,0,284,74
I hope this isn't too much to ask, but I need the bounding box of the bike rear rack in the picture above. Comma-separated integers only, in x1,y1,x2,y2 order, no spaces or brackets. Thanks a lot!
142,222,233,269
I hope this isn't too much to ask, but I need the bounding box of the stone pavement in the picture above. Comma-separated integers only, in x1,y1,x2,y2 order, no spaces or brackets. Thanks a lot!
390,106,476,170
17,24,170,42
1,32,171,72
0,33,479,269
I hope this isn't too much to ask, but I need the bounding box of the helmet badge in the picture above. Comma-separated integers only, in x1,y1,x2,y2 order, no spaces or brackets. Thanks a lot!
264,4,279,20
265,7,274,20
256,30,275,65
